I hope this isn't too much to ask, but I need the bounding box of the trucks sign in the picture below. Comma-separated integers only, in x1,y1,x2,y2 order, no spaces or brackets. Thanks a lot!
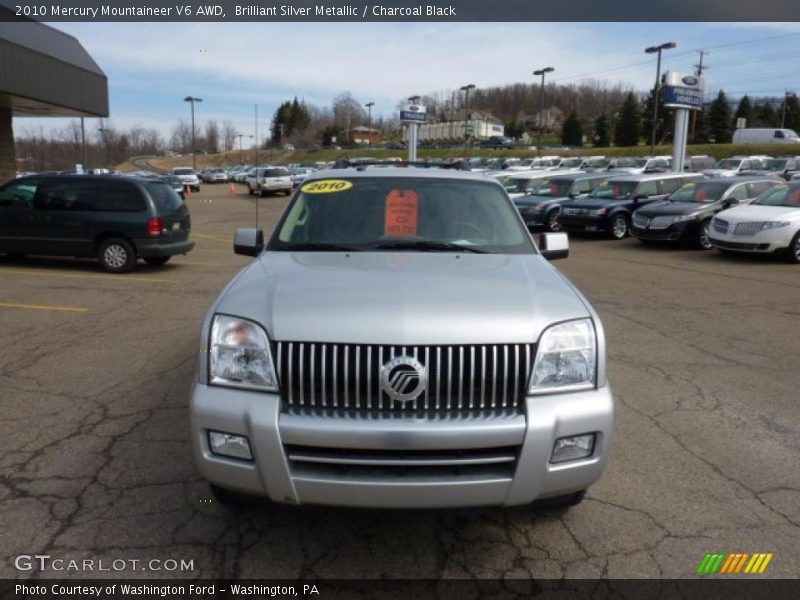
400,104,427,123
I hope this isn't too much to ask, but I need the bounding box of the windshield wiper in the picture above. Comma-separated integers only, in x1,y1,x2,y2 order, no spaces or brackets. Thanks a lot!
279,242,362,252
370,240,487,253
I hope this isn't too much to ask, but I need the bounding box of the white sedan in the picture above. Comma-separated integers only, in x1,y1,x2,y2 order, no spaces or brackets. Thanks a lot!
709,183,800,263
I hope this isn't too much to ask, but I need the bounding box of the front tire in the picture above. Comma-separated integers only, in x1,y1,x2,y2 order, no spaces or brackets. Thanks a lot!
98,238,136,273
545,208,562,232
609,215,629,239
695,219,713,250
788,231,800,264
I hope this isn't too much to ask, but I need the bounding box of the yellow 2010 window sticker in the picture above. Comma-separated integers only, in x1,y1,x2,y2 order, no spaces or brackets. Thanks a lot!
301,179,354,194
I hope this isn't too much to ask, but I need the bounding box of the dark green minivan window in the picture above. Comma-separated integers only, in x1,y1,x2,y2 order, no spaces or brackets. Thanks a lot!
34,178,94,211
146,181,184,212
94,180,147,212
0,179,39,208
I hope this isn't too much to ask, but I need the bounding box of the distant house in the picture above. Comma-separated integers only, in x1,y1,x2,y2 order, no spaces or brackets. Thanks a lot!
348,126,382,146
524,107,564,133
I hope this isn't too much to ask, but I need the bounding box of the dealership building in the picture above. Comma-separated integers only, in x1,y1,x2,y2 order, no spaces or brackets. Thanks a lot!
0,17,108,182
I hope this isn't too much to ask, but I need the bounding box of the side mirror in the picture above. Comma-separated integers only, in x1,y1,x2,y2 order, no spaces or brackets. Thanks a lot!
724,198,741,208
539,232,569,261
234,228,264,256
634,194,648,202
568,192,577,199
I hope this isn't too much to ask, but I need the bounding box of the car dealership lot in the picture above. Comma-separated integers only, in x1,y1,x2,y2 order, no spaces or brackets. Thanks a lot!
1,183,798,579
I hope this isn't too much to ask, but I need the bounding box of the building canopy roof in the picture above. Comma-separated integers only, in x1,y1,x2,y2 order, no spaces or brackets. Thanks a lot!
0,15,108,117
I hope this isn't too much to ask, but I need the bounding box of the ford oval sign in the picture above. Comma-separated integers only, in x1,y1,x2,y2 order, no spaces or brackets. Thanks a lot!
408,105,421,112
682,76,699,86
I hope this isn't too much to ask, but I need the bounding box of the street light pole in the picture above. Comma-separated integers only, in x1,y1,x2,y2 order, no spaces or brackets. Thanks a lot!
460,84,475,154
645,42,676,156
237,134,243,162
533,68,554,158
365,102,374,145
183,96,203,171
98,125,109,168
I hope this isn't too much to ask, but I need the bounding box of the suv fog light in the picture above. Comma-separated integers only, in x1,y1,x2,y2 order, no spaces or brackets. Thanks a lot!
551,434,595,464
208,431,253,461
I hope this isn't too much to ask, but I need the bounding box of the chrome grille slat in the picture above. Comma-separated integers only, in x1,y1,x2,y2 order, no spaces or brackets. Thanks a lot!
276,342,534,413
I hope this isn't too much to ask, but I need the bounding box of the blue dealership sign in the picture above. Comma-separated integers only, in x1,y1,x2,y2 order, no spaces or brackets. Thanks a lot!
663,85,704,110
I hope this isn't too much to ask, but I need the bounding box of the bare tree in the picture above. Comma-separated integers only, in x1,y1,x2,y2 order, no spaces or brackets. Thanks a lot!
204,120,220,153
222,120,238,151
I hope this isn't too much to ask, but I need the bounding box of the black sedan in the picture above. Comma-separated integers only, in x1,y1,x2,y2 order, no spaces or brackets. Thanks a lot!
631,178,778,249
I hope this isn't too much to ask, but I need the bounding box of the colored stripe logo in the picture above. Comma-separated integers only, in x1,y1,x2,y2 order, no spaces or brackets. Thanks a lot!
696,552,773,574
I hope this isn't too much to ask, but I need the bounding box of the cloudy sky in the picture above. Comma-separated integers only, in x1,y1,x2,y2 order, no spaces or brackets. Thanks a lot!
14,21,800,144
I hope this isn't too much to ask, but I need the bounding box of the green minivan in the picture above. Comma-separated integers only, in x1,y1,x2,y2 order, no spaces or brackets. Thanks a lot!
0,175,194,273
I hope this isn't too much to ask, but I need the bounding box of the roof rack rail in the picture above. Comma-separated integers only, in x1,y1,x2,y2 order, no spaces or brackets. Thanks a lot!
331,158,471,171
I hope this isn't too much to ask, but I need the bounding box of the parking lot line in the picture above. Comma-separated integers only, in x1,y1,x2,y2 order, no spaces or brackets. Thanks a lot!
0,268,174,284
0,301,88,313
192,233,230,243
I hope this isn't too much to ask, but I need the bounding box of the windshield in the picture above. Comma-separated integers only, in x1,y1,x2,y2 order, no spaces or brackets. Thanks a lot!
173,168,194,175
764,159,788,171
753,185,800,207
532,178,573,197
263,168,290,177
560,158,583,168
669,181,728,203
713,159,741,169
503,177,538,193
589,180,638,200
270,177,533,254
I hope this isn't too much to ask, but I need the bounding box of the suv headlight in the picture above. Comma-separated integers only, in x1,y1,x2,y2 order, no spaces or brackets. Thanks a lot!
589,208,607,216
529,319,596,394
672,214,696,223
760,221,790,230
209,315,278,392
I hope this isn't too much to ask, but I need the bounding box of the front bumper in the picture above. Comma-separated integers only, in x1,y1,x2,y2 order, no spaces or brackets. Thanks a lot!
631,220,693,241
190,383,614,509
709,228,794,254
560,215,610,233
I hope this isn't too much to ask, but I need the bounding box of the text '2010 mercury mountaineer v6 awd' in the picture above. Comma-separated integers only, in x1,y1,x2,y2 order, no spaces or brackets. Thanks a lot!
190,167,614,509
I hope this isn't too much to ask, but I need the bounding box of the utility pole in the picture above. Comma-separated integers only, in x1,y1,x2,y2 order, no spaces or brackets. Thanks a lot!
80,117,86,170
459,85,475,154
533,68,554,157
690,50,707,143
645,42,676,156
254,104,259,165
237,134,243,162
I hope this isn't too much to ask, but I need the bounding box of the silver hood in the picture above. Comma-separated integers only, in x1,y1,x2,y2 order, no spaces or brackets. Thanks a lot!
213,252,591,346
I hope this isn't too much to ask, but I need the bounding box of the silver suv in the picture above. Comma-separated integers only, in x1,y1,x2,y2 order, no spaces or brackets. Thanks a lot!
248,166,292,197
191,167,614,509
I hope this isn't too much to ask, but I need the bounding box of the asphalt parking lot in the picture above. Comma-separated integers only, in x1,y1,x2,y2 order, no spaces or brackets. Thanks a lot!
1,182,798,580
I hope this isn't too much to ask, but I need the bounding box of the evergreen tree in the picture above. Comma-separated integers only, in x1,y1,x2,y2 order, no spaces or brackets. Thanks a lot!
690,107,710,144
734,95,754,127
707,90,732,143
504,120,525,140
782,92,800,132
642,87,673,145
613,93,641,147
754,101,779,127
593,114,610,147
561,112,583,146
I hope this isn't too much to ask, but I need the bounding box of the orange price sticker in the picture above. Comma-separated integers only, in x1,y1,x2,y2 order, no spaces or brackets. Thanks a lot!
384,189,419,237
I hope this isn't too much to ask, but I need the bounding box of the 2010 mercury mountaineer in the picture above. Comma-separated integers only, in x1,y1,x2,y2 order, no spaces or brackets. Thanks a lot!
190,167,614,509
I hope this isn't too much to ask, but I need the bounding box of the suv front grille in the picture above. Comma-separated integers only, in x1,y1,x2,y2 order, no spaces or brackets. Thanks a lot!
712,218,729,234
285,444,519,479
733,222,763,236
275,342,534,412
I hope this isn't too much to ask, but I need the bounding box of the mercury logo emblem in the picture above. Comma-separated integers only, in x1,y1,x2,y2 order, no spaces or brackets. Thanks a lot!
380,356,427,402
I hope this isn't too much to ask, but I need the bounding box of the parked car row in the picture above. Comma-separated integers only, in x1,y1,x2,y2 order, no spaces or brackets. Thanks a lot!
510,169,799,262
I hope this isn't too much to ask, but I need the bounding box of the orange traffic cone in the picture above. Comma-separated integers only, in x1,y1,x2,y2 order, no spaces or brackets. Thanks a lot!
186,186,193,197
229,183,236,195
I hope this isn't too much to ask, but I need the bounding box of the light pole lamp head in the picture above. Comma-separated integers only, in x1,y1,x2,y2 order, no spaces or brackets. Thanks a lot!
533,67,554,76
645,42,676,54
184,96,203,103
365,102,375,108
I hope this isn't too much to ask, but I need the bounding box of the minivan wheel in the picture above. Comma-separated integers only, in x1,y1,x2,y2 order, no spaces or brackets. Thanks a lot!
610,215,629,239
210,484,260,508
695,219,713,250
532,490,586,510
144,256,171,266
546,208,562,231
788,231,800,264
98,238,136,273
